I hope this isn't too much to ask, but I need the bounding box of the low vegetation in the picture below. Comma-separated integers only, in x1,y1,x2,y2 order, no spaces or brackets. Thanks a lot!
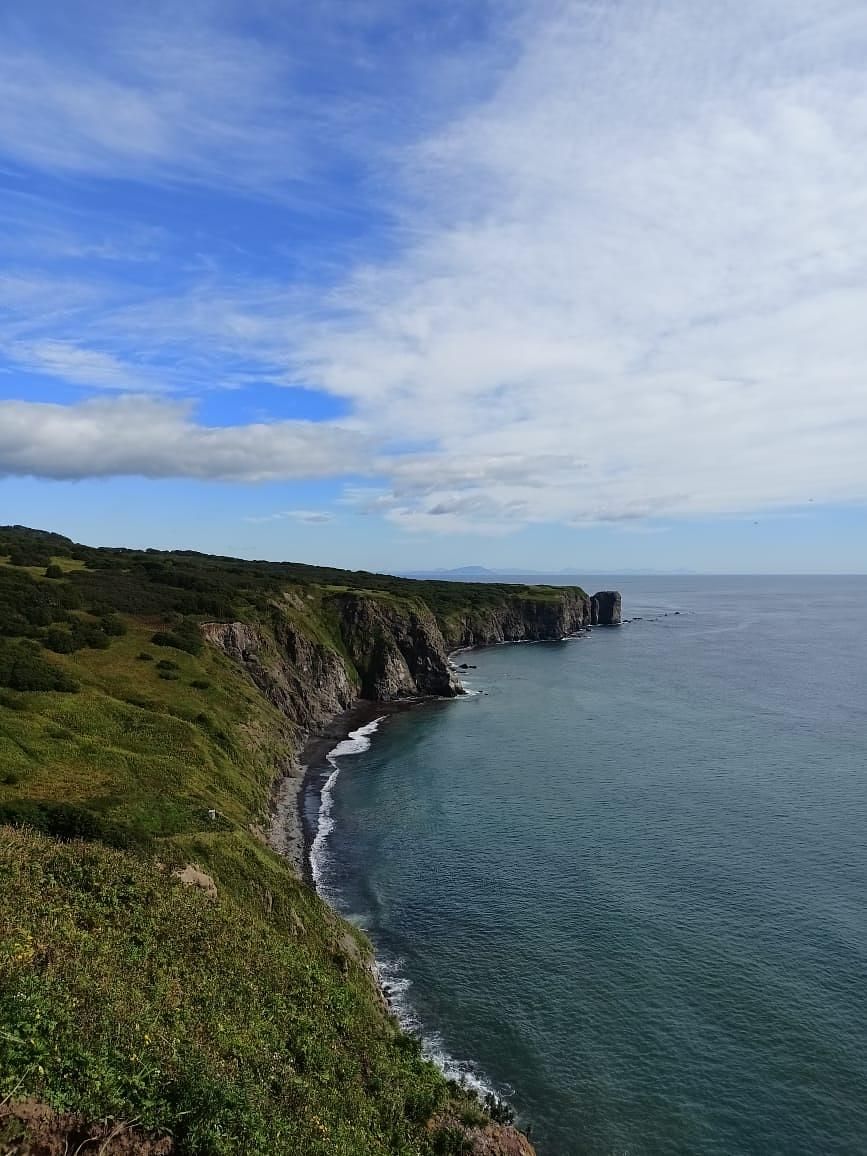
0,527,535,1154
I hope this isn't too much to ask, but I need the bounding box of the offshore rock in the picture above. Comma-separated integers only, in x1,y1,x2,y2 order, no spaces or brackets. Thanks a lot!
591,590,622,626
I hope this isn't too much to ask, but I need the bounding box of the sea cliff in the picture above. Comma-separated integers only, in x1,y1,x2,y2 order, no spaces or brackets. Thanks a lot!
201,583,621,870
0,525,619,1155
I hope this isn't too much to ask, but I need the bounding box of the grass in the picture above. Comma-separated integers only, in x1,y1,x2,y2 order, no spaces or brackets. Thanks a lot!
0,527,561,1152
0,828,470,1155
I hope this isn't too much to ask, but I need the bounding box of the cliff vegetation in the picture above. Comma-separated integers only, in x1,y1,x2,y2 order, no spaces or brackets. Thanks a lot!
0,525,613,1154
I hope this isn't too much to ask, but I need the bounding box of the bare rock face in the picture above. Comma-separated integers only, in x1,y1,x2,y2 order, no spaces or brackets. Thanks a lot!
430,1116,536,1156
469,1122,537,1155
201,618,355,732
591,590,622,626
444,590,592,648
335,593,462,699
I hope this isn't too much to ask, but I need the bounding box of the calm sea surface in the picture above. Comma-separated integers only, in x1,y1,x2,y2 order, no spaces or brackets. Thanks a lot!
307,577,867,1155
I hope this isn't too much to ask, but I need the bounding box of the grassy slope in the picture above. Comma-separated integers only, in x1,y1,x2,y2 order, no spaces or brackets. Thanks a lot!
0,528,558,1153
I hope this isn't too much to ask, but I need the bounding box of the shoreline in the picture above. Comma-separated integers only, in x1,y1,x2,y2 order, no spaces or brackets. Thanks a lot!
293,683,504,1107
296,696,433,885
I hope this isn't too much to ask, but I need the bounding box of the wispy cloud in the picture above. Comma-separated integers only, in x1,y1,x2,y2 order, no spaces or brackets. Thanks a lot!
9,341,162,392
289,0,867,530
0,15,304,192
246,509,335,525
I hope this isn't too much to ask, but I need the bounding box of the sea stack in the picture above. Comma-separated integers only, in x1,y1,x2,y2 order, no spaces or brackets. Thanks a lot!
591,590,622,626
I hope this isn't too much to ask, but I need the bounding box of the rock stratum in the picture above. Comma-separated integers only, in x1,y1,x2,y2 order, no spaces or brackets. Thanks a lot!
0,525,620,1156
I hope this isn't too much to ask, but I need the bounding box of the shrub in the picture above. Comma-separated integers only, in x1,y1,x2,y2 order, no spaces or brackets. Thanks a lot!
100,614,127,636
8,549,50,568
0,801,150,851
136,652,155,662
156,659,179,671
45,564,64,579
483,1093,515,1125
432,1125,473,1155
190,679,211,690
78,626,111,650
158,670,180,681
124,695,157,710
43,627,79,654
151,627,202,656
0,641,79,693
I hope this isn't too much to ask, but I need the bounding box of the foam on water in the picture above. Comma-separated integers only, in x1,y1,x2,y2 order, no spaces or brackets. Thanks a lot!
374,953,498,1101
309,710,502,1109
310,717,385,891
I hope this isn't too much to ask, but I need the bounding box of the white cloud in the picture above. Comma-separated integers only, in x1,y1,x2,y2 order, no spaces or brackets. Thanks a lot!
0,17,305,191
288,0,867,530
0,3,487,198
3,1,867,537
247,509,335,524
10,341,161,392
0,397,366,482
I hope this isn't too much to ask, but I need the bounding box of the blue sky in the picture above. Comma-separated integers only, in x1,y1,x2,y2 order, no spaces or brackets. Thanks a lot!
2,0,866,573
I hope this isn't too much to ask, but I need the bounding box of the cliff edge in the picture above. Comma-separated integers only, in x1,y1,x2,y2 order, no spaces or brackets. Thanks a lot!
0,526,622,1155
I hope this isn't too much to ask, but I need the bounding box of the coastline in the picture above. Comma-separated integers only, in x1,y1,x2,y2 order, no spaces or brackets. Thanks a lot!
293,684,506,1107
296,696,431,884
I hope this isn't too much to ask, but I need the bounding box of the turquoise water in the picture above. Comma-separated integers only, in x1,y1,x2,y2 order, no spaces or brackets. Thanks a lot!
309,577,867,1155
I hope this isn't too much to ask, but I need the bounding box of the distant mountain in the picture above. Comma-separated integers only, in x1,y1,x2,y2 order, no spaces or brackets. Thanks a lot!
404,565,698,579
430,565,499,576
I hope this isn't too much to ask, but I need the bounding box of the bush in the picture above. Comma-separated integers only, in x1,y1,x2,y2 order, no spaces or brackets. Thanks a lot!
78,626,111,650
483,1093,515,1125
45,564,64,579
44,627,79,654
156,659,179,671
8,550,50,568
158,670,180,681
0,641,79,693
190,679,211,690
100,614,127,637
0,801,150,851
153,628,201,656
432,1125,473,1155
136,652,155,662
151,627,203,656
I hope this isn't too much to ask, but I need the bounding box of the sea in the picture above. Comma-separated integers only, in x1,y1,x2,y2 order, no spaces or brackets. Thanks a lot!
303,576,867,1156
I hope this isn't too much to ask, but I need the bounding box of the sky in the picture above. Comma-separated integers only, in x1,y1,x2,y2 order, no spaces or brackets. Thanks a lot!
1,0,866,574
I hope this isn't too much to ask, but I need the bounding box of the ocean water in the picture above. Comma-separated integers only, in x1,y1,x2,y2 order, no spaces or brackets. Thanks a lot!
307,577,867,1156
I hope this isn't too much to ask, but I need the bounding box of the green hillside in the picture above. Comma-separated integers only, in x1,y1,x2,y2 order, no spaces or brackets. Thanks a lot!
0,527,543,1154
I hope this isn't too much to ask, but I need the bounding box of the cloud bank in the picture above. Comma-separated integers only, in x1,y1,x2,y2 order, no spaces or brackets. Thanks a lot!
293,0,867,530
0,398,366,483
3,0,867,535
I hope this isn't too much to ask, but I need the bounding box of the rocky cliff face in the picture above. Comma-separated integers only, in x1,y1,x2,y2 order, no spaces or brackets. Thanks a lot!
201,584,618,1156
201,617,356,737
335,593,461,699
442,589,592,648
591,590,622,626
204,586,620,741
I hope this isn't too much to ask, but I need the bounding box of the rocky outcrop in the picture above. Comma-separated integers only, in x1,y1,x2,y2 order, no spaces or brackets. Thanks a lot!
442,589,591,649
204,586,619,733
201,617,355,735
591,590,622,626
335,593,461,699
431,1115,536,1156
